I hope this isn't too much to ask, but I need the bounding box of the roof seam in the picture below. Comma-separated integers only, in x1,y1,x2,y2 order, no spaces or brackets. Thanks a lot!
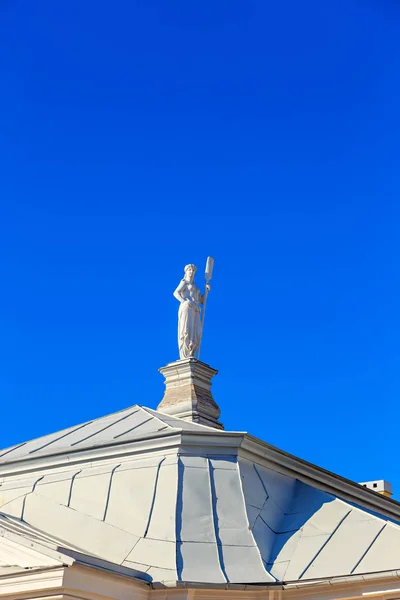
207,458,229,584
67,469,82,507
143,457,166,538
113,417,155,440
0,443,27,459
30,423,94,455
70,409,141,447
350,522,388,574
102,464,122,522
21,475,44,521
298,509,352,580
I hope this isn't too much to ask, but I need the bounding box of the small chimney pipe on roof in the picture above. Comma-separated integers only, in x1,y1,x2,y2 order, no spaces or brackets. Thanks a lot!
359,480,393,498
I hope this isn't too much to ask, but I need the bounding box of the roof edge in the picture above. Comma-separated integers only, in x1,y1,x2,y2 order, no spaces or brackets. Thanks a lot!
0,427,246,477
151,569,400,590
0,431,184,477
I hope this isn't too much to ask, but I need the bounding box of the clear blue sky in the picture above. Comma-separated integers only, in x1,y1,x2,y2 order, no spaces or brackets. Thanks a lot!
1,1,399,494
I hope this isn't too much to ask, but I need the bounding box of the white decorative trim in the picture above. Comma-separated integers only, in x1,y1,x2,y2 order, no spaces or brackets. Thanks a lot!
0,423,399,534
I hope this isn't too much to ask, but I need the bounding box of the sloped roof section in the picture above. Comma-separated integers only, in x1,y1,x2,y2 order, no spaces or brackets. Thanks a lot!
0,453,274,584
1,404,400,585
0,445,400,585
0,512,153,582
239,458,400,580
0,405,223,465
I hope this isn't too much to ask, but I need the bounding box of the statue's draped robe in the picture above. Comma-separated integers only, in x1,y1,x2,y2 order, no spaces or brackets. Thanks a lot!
178,282,202,358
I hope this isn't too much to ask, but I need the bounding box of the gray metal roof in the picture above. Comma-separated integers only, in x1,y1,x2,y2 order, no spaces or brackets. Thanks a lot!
0,405,399,585
0,405,220,465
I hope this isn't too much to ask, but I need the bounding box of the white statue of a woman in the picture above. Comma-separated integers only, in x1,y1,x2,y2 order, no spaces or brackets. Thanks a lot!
173,264,210,359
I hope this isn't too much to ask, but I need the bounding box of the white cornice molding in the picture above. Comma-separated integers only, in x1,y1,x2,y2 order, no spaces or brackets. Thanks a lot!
0,563,149,600
0,431,245,479
0,566,65,597
151,571,400,600
179,432,244,455
282,571,400,600
63,563,149,600
0,562,399,600
0,424,399,524
0,432,184,478
150,574,400,600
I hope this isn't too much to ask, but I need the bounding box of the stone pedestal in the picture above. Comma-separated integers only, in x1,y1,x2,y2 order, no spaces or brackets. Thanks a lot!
157,358,224,430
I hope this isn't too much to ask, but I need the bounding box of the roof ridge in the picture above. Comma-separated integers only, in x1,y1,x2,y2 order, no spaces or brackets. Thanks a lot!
138,406,179,431
144,406,228,432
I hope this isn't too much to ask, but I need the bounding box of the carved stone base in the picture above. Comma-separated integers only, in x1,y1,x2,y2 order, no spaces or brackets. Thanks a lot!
157,358,224,430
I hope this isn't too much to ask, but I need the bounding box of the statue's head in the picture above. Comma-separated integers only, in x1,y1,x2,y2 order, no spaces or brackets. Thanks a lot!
184,264,196,280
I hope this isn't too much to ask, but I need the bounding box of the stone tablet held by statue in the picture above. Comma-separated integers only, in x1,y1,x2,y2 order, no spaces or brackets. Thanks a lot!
173,258,214,360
